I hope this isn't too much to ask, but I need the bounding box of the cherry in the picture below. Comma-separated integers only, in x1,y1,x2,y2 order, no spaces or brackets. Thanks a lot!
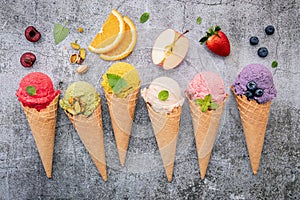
25,26,41,42
20,52,36,68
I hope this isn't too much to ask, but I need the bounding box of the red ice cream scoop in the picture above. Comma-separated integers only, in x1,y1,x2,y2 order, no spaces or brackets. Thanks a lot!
16,72,60,111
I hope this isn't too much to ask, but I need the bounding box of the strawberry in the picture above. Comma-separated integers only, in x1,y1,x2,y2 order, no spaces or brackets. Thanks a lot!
199,26,230,57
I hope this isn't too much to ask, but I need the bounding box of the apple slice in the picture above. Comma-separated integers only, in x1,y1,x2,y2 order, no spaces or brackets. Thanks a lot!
152,29,189,70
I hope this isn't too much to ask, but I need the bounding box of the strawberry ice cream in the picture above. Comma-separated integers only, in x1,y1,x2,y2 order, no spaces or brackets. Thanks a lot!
185,71,226,104
16,72,60,111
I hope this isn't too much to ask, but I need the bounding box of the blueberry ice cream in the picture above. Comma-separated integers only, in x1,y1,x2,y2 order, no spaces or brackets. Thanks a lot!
232,64,276,104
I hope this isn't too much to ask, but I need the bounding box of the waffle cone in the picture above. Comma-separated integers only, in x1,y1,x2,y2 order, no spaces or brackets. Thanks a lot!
104,87,139,166
187,95,227,180
231,87,271,174
21,95,59,178
66,104,107,181
146,104,182,182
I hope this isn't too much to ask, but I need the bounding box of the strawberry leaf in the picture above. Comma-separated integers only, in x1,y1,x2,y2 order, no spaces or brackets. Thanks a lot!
199,36,208,44
215,26,221,31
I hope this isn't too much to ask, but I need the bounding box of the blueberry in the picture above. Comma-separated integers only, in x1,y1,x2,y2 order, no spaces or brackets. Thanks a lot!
258,47,268,57
254,88,264,97
246,81,257,92
250,36,259,45
244,91,254,99
265,25,275,35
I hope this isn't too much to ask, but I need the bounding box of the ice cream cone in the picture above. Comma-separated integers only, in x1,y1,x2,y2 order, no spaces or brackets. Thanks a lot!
104,87,139,166
187,95,227,180
231,87,271,174
146,104,182,182
65,104,107,181
21,95,59,178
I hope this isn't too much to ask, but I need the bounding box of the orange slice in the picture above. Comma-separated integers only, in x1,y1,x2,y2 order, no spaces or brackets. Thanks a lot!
100,16,137,60
88,9,125,54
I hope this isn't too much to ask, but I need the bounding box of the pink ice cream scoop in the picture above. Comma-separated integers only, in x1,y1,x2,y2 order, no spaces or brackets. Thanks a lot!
16,72,60,111
185,71,226,104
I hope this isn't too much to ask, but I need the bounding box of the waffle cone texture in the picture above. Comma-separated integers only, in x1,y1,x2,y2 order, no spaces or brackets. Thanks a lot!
65,104,107,181
146,104,182,182
104,87,139,167
187,95,227,180
21,95,59,178
231,86,271,174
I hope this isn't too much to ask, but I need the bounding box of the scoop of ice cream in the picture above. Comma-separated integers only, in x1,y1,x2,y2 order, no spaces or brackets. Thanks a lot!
141,77,184,113
232,64,277,104
59,81,100,117
185,71,226,104
16,72,60,111
101,62,140,98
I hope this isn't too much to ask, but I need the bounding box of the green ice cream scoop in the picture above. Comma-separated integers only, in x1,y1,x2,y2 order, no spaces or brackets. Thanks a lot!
59,81,100,117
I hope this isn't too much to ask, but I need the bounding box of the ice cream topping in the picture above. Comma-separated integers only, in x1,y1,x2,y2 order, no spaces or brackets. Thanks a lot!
59,81,100,117
185,71,226,104
232,64,277,104
141,77,184,113
16,72,60,111
101,62,140,98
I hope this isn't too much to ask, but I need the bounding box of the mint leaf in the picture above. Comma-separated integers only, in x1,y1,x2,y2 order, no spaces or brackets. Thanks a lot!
210,102,219,110
195,99,204,106
106,73,128,94
140,12,150,23
195,94,219,112
196,17,202,25
272,60,278,68
26,86,36,96
204,94,212,102
158,90,169,101
201,102,209,112
107,74,121,88
53,21,70,45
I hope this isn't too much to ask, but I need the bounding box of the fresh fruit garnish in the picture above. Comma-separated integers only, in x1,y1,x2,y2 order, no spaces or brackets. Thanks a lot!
249,36,259,45
100,16,137,61
20,52,36,68
254,88,264,97
88,9,125,54
258,47,268,57
25,26,41,42
244,81,264,100
265,25,275,35
244,91,254,99
199,26,230,57
246,81,257,92
152,29,189,70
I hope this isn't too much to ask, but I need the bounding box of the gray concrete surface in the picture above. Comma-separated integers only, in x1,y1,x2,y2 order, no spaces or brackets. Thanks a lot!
0,0,299,199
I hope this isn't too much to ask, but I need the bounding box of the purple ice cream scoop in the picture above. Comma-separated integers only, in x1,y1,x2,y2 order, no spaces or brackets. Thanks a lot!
232,64,277,104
